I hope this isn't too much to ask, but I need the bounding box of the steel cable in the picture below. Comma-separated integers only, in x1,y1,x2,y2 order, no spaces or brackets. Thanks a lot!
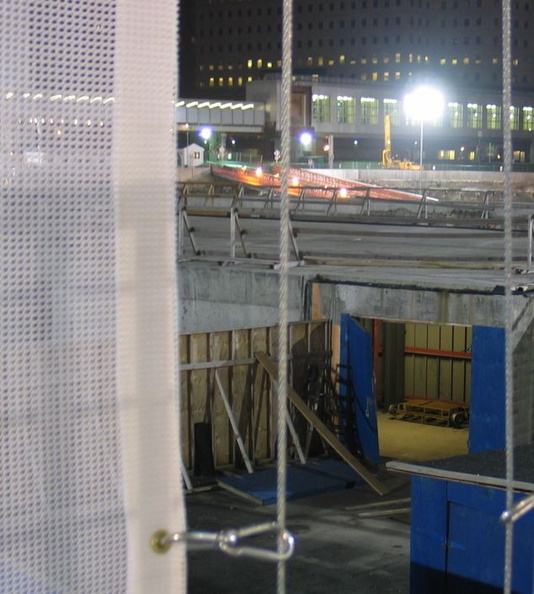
501,1,515,593
277,0,294,592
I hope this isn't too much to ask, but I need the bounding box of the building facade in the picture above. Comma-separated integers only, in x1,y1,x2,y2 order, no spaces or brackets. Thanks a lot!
184,0,533,98
246,77,534,163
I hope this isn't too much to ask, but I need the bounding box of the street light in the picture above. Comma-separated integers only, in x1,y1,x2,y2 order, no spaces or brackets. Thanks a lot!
404,85,444,178
299,131,313,148
199,126,213,161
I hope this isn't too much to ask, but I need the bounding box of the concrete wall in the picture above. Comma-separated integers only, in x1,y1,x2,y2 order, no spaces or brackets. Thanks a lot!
319,168,534,191
178,263,307,333
179,263,531,332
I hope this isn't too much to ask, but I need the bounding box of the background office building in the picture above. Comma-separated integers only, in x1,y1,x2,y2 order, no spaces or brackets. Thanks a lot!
182,0,533,97
181,0,534,164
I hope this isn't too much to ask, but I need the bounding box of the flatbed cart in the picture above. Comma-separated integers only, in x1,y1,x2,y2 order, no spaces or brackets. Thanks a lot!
388,398,469,428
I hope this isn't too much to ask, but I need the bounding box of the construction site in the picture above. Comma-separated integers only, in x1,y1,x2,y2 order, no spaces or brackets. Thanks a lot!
177,164,534,593
2,2,534,594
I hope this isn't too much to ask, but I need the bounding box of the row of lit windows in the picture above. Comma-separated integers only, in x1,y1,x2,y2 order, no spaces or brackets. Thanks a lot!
201,67,531,88
310,95,534,132
200,52,512,72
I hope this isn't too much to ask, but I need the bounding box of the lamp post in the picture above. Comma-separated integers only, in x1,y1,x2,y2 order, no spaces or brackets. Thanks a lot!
199,126,213,162
404,85,444,186
299,131,313,167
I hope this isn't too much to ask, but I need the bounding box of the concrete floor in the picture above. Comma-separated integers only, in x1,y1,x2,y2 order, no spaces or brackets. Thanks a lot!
186,412,468,593
378,410,469,461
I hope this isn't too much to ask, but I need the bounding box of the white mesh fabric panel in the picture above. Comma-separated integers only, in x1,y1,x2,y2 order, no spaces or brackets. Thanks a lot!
114,0,186,591
0,1,185,592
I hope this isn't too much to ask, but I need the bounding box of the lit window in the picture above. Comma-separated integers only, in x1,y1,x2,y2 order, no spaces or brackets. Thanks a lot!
451,58,458,65
467,103,482,128
228,77,234,86
360,97,379,124
372,72,378,81
371,56,378,64
257,59,263,68
307,57,313,65
267,62,273,68
509,106,519,130
383,55,389,64
522,106,533,131
513,58,519,66
218,77,224,86
447,102,464,128
247,59,253,68
438,149,456,160
440,58,447,65
312,94,331,123
361,58,367,64
395,53,401,63
337,96,356,124
209,77,215,87
486,104,501,130
209,64,214,71
247,76,253,82
238,77,243,86
339,55,346,64
463,57,469,64
328,59,335,65
383,98,400,125
492,57,499,65
394,71,401,80
318,56,324,66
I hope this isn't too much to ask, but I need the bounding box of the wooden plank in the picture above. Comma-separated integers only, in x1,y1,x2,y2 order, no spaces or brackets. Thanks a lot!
211,331,231,466
404,323,415,396
255,352,389,496
439,325,453,399
426,324,440,398
386,460,534,494
214,369,254,473
252,328,271,460
413,323,428,397
452,326,467,401
233,328,253,465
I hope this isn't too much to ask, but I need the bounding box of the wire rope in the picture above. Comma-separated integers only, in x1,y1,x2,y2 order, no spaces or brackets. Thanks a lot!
501,1,515,593
276,0,294,592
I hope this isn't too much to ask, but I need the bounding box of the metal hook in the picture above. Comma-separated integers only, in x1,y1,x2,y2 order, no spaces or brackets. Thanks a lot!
500,493,534,525
151,521,295,562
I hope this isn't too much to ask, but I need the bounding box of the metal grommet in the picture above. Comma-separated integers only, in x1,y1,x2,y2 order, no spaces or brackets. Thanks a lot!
150,529,172,554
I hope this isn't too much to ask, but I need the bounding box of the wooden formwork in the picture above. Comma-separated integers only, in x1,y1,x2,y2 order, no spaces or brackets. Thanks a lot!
179,320,331,470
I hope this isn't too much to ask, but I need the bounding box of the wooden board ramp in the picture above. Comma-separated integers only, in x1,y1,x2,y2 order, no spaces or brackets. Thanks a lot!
255,352,389,496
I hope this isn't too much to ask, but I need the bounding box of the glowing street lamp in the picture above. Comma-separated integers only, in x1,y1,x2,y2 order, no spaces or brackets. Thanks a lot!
299,131,313,149
404,85,444,174
199,126,212,141
199,126,213,162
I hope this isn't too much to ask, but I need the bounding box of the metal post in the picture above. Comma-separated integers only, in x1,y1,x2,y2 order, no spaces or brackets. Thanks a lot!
528,214,533,269
327,134,334,169
419,119,424,188
230,207,236,259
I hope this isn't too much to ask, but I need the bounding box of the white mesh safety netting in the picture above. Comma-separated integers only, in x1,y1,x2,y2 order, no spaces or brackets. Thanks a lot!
1,1,185,592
